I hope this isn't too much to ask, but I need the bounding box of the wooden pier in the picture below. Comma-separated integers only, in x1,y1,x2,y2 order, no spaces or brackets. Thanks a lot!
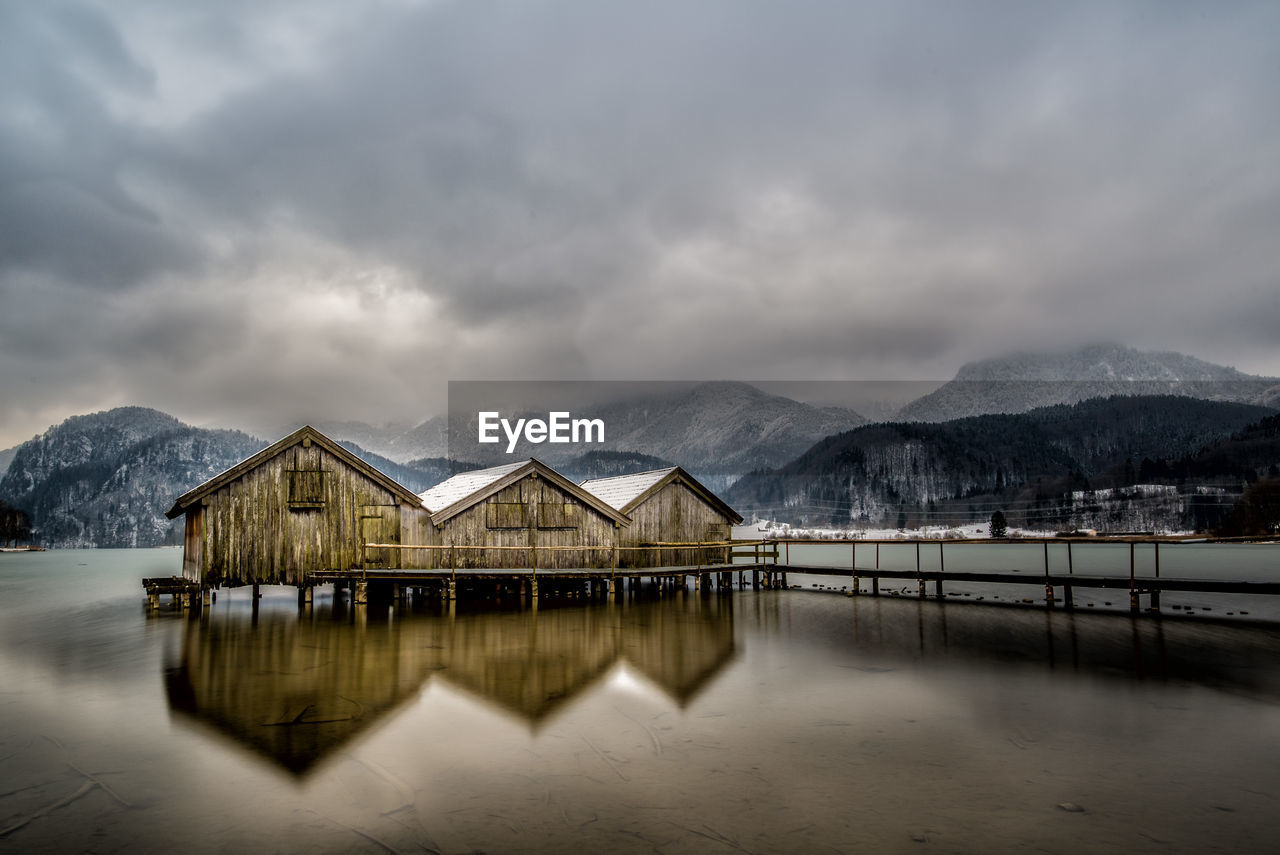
769,536,1280,613
145,537,1279,617
143,540,783,610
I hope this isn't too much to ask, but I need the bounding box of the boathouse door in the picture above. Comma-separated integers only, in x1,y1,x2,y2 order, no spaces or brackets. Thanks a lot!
360,505,401,569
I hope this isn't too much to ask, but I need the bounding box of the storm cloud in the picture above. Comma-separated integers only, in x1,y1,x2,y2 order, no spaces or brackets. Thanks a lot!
2,0,1278,444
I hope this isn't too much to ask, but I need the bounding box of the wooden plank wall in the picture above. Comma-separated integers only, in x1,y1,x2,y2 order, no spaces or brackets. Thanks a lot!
621,481,732,567
432,474,617,569
188,442,424,586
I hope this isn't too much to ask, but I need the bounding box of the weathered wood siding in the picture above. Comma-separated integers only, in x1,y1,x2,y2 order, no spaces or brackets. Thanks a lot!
182,510,203,580
431,474,618,569
185,441,420,586
620,481,733,567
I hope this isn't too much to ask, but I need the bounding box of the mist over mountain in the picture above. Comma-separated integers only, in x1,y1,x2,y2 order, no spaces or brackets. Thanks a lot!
555,450,677,484
0,445,18,481
274,416,448,462
896,344,1279,423
447,381,867,479
728,395,1278,531
0,409,457,548
5,347,1278,545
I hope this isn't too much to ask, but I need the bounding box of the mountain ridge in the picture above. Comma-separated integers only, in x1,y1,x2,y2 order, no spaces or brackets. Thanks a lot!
896,344,1279,423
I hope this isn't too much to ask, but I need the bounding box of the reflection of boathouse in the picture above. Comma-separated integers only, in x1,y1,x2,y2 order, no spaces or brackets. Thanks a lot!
164,598,736,776
165,426,741,589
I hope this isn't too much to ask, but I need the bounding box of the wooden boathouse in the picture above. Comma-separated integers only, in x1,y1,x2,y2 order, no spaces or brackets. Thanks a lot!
164,425,424,587
579,467,743,567
154,427,754,606
415,459,631,569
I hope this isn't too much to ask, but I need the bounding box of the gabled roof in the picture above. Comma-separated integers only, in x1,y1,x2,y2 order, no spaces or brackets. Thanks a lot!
418,460,528,513
418,458,631,527
165,426,422,519
579,466,743,524
578,467,678,510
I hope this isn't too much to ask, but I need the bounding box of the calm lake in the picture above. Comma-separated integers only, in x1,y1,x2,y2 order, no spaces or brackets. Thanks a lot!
4,548,1280,853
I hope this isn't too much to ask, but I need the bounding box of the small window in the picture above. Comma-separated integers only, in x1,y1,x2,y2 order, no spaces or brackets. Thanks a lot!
288,469,326,510
486,501,527,529
538,502,580,529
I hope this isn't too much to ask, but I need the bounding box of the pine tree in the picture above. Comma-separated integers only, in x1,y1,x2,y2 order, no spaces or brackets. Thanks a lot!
990,510,1008,538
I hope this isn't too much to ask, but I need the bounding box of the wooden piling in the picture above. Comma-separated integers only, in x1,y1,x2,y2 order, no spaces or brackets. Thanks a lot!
1151,542,1161,611
1129,542,1139,613
851,542,858,594
1043,541,1053,608
1065,542,1074,610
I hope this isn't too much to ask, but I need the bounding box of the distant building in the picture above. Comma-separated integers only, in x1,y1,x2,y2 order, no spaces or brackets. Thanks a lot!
579,467,743,567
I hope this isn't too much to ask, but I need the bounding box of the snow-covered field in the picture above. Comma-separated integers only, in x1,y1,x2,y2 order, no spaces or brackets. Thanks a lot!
732,521,1193,541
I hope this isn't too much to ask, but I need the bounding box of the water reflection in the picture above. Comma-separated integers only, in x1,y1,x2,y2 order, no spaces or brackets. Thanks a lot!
164,595,735,776
763,593,1280,699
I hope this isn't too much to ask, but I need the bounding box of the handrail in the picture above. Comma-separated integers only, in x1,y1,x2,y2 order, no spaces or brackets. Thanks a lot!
362,541,739,551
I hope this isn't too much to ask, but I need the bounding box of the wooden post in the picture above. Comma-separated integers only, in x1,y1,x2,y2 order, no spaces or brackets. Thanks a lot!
1151,542,1161,611
1044,540,1053,608
1129,541,1139,613
935,540,945,600
851,542,858,594
354,581,368,605
916,542,925,598
873,542,880,596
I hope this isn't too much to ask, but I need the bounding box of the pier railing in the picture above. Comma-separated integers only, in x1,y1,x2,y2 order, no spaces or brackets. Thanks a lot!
360,539,758,578
761,536,1280,613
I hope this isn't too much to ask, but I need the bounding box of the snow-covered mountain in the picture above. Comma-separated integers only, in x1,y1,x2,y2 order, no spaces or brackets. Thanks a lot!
728,395,1279,531
446,381,867,479
0,408,457,548
896,344,1279,423
271,416,448,462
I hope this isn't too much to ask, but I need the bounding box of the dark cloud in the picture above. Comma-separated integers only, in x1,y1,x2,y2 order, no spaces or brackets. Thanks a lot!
2,0,1279,445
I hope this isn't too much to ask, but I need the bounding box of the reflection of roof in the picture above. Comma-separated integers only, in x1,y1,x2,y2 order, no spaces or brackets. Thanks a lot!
166,599,735,776
578,468,676,510
417,459,631,526
580,466,744,523
418,460,528,513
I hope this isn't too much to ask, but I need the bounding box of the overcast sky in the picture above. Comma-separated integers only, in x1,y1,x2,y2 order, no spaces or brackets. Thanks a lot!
2,0,1278,446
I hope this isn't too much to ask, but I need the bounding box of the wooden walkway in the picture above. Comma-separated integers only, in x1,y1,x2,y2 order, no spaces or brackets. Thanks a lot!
307,563,773,604
771,535,1280,613
778,564,1280,612
144,537,1279,615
